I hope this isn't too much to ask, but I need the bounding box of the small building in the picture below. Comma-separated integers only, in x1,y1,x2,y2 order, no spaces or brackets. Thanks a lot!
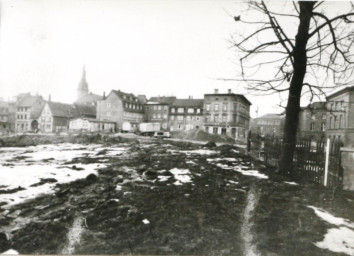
203,89,251,142
298,102,327,140
325,86,354,145
169,98,204,131
252,113,285,136
39,101,96,133
96,90,144,131
69,118,115,133
0,101,16,133
15,94,45,133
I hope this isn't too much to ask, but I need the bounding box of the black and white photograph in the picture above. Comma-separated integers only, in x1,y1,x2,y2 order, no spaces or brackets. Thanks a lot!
0,0,354,255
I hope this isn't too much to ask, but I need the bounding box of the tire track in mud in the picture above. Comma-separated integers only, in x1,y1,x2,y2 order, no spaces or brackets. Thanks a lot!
242,186,260,256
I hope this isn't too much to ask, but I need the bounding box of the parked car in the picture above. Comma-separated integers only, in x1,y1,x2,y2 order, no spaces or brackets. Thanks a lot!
153,131,171,138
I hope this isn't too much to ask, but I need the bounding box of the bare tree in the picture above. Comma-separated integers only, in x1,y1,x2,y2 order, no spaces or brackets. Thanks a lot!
231,1,354,174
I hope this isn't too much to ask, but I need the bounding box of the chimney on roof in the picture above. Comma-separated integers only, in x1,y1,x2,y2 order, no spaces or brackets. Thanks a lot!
103,91,106,100
48,94,51,102
189,95,193,99
214,89,218,94
228,89,232,94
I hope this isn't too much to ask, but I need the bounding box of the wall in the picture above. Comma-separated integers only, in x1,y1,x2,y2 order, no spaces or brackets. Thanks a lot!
340,147,354,191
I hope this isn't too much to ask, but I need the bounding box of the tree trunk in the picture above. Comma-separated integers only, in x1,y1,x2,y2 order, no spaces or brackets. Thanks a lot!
278,2,315,175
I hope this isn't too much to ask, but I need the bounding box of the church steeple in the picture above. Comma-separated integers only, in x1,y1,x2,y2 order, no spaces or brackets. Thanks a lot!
77,66,89,100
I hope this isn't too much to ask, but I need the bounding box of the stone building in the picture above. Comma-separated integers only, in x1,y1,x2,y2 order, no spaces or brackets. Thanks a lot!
325,86,354,145
203,89,251,142
75,67,102,106
169,98,204,131
38,101,96,133
298,102,327,140
15,94,45,133
251,113,285,136
96,90,144,131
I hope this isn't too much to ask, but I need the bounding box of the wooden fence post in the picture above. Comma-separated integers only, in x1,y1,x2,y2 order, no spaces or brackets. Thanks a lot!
324,138,330,186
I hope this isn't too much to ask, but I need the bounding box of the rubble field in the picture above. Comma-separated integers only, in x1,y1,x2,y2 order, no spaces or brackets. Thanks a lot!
0,135,353,255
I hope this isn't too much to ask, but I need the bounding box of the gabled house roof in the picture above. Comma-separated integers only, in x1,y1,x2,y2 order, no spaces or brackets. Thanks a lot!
149,96,177,105
256,113,283,119
327,86,354,99
46,102,96,119
111,90,142,104
17,95,44,107
172,99,204,108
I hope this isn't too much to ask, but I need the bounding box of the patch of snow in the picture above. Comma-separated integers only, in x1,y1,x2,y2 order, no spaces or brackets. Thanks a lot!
116,185,122,191
169,168,192,185
158,176,170,182
215,163,268,179
284,181,298,185
228,180,238,184
308,206,354,229
1,249,19,255
207,158,238,162
61,217,84,254
142,219,150,224
308,206,354,255
110,199,120,202
179,149,217,155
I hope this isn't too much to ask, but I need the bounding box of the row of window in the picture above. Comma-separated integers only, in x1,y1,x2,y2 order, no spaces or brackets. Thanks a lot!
123,102,143,110
170,116,201,121
17,114,28,120
147,105,169,111
171,108,201,114
152,113,168,119
205,103,248,113
257,120,281,125
310,123,326,131
122,95,139,102
329,115,344,129
17,107,29,112
0,116,7,121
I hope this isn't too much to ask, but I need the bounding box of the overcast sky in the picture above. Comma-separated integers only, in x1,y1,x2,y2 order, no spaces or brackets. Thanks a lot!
0,0,349,117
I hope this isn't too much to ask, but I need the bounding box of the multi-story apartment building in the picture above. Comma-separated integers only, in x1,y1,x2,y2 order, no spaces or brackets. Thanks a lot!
96,90,144,131
144,96,176,130
203,89,251,142
169,98,204,131
298,102,327,140
39,100,96,133
325,86,354,145
15,94,45,133
251,113,285,136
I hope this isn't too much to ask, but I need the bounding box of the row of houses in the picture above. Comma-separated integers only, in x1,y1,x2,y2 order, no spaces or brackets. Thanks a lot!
0,69,252,142
251,86,354,146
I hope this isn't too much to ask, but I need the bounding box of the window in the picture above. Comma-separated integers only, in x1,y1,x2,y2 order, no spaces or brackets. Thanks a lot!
157,114,161,119
322,114,326,120
214,115,218,122
196,117,200,121
206,104,211,111
187,108,194,113
196,108,200,114
311,114,316,120
171,108,175,113
334,116,338,128
222,116,227,122
186,116,191,121
214,104,219,111
107,103,111,108
330,117,333,129
163,114,167,119
153,114,157,118
177,115,184,121
340,115,344,128
164,106,168,110
223,104,227,111
177,108,184,113
170,116,175,120
153,106,157,110
158,106,162,110
321,123,326,131
310,123,315,131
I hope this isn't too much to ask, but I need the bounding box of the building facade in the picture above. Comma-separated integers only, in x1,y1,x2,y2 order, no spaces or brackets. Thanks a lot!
298,102,327,140
325,86,354,146
39,101,96,133
69,118,115,133
15,94,45,133
251,113,285,136
203,89,251,142
96,90,144,131
144,102,170,130
0,101,16,133
169,98,204,131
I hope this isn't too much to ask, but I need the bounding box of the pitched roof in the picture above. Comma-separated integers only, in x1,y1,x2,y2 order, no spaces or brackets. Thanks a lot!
256,113,283,119
172,99,204,107
17,95,44,107
111,90,143,104
204,93,252,105
47,102,96,118
76,92,102,104
149,96,177,105
327,86,354,99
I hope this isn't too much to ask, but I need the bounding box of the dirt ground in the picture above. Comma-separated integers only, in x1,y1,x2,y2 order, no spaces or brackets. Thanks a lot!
0,135,353,255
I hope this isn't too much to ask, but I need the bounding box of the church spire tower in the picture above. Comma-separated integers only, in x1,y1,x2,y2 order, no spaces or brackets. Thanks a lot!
77,66,89,100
